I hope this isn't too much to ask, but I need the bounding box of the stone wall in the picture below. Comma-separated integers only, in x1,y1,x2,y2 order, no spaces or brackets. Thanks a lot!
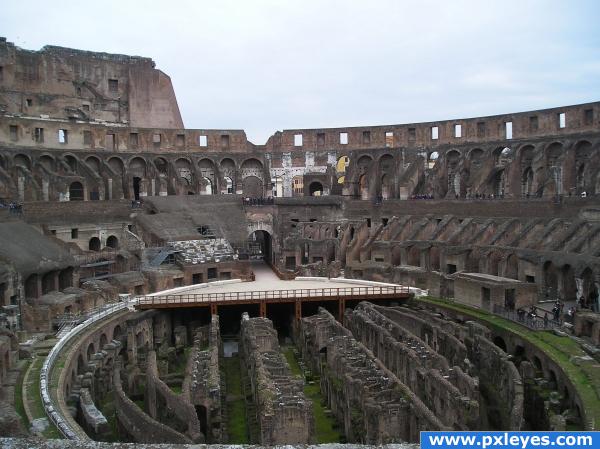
299,308,447,443
113,363,190,444
145,351,202,443
345,302,479,430
183,315,222,442
240,313,314,445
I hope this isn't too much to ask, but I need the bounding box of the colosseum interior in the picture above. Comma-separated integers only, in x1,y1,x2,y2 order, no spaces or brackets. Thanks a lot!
0,37,599,448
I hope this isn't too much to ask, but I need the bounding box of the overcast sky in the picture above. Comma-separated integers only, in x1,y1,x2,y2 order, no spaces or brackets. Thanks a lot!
2,0,599,144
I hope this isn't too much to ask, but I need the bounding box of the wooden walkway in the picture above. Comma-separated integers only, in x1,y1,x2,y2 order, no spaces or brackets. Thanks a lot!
135,285,411,319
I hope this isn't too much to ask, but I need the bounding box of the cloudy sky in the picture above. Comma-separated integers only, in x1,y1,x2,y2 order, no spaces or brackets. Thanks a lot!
2,0,599,143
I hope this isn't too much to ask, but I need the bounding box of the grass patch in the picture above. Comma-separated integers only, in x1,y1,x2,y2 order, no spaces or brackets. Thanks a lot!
170,384,183,394
97,396,119,442
14,359,31,428
283,347,343,443
417,296,600,429
25,356,61,438
222,355,248,443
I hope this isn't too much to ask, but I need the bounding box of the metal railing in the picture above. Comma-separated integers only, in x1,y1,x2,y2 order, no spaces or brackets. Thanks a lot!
41,299,132,440
138,285,410,307
492,305,560,330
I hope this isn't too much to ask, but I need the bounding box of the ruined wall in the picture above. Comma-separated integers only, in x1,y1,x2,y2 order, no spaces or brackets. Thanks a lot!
299,308,447,443
145,351,202,443
240,313,314,445
183,315,222,443
0,38,182,128
345,302,479,430
113,363,191,444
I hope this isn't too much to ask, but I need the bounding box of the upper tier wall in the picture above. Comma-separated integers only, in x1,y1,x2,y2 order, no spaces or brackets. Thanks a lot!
1,101,598,153
265,101,599,151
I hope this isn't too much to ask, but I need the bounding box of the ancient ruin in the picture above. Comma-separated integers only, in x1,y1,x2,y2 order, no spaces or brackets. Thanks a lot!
0,37,599,447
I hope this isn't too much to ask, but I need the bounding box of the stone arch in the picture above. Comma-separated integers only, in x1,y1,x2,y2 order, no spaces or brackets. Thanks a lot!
198,158,215,191
85,156,101,174
493,146,513,166
488,251,502,276
356,154,373,173
309,181,323,196
407,246,420,267
242,176,263,198
89,237,101,252
107,156,124,174
128,157,147,177
154,157,168,175
86,342,96,360
69,181,84,201
468,148,484,161
522,167,534,196
518,144,535,165
220,158,236,193
505,254,519,279
240,157,263,172
175,157,193,186
106,235,119,249
545,142,565,165
64,154,78,173
38,154,55,172
14,154,31,170
99,333,108,350
112,325,123,342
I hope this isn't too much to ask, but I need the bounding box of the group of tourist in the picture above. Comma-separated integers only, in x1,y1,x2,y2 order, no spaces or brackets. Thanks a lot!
0,199,23,215
243,197,274,206
409,194,434,200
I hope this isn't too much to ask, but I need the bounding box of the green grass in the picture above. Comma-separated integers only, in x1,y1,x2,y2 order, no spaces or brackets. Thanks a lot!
222,355,249,443
14,359,31,428
417,296,600,430
283,347,343,443
170,384,183,394
97,396,119,442
25,356,62,438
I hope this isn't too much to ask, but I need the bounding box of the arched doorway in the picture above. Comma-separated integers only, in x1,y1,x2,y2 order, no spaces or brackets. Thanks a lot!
106,235,119,249
249,230,272,264
309,181,323,196
69,182,84,201
89,237,101,252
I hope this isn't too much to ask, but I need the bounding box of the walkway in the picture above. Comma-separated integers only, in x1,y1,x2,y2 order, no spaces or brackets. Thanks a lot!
136,261,411,315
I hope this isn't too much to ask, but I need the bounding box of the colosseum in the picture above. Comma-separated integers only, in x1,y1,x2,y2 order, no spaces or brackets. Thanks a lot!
0,37,599,448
